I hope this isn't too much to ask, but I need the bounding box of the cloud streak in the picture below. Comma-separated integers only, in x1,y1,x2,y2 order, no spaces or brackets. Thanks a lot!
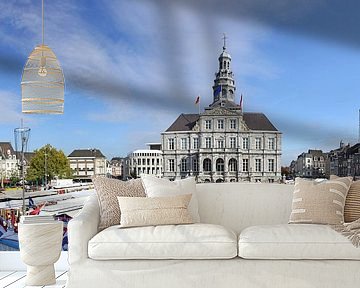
0,0,358,162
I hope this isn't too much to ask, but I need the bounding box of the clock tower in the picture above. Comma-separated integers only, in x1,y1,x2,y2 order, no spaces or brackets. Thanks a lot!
211,34,237,106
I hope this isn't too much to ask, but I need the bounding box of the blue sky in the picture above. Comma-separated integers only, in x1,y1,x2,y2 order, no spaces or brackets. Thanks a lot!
0,0,359,165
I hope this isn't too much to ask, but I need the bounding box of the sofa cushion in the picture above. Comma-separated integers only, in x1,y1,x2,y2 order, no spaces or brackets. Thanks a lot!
238,224,360,260
88,223,237,260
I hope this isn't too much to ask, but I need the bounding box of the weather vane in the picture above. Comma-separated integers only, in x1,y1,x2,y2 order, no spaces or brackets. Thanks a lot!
222,33,227,51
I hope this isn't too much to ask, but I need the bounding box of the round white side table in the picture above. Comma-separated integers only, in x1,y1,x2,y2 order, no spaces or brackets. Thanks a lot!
18,221,63,286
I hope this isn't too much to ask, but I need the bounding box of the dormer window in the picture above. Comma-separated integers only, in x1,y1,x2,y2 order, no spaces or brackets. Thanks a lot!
205,120,212,130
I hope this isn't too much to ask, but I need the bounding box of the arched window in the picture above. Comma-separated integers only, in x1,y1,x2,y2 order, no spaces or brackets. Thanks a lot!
228,158,238,172
216,158,224,172
181,158,187,172
203,158,212,172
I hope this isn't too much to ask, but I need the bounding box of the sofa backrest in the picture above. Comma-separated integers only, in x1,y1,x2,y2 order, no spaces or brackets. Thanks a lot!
196,183,294,234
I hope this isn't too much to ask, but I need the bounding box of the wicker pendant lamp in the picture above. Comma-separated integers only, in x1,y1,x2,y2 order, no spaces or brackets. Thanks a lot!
21,0,64,114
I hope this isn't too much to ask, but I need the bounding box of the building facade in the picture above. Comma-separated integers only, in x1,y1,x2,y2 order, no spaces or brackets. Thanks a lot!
127,149,163,178
293,149,327,178
0,142,18,185
109,157,124,179
161,42,282,183
328,142,360,179
68,149,107,181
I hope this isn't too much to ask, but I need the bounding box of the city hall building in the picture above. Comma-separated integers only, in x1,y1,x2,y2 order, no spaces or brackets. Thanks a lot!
161,40,282,183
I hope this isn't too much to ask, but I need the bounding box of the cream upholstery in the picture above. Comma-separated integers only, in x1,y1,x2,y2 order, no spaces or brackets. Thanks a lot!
239,224,360,259
88,223,237,260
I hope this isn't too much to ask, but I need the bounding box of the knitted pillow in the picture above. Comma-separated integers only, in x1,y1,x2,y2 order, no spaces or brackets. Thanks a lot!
92,177,146,229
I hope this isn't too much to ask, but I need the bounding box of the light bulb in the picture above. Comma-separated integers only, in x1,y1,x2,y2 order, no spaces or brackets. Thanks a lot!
38,56,47,77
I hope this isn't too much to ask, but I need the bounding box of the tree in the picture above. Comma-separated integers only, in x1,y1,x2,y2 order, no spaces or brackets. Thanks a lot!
26,144,72,183
9,169,20,187
281,166,290,177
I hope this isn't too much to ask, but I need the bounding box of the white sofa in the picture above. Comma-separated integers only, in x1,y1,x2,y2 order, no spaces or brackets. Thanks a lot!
66,183,360,288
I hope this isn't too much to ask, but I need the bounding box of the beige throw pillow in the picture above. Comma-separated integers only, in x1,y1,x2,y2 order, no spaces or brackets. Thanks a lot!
289,177,352,225
118,194,193,228
330,175,360,223
92,177,146,229
140,175,200,222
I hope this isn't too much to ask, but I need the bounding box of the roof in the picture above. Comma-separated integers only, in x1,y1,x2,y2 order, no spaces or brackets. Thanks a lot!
219,50,231,59
242,113,278,131
165,112,278,132
24,152,35,163
0,142,16,158
308,149,325,156
68,149,105,158
209,100,240,109
347,143,360,155
165,114,199,132
111,157,124,162
132,149,162,154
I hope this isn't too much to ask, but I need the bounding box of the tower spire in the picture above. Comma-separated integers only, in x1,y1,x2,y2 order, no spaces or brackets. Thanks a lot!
222,33,227,51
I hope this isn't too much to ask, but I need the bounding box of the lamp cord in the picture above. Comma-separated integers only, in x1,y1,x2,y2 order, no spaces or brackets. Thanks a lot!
42,0,44,45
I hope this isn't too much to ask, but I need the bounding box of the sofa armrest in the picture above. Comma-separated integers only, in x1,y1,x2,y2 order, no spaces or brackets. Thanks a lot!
68,193,100,264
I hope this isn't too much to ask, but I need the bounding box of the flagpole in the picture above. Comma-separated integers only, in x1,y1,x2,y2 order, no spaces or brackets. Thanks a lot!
198,97,200,115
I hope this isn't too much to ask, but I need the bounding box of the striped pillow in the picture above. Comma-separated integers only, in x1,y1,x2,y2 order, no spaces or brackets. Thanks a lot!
344,180,360,223
289,177,352,225
330,176,360,223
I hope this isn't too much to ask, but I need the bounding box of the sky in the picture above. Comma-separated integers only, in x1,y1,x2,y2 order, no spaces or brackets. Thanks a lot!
0,0,359,166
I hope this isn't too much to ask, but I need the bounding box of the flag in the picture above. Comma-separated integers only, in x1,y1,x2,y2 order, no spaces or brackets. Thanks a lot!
195,96,200,105
214,85,221,96
29,203,46,215
240,94,243,109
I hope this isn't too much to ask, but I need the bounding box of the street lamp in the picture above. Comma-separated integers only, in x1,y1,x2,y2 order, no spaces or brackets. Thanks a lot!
44,149,48,189
14,124,31,215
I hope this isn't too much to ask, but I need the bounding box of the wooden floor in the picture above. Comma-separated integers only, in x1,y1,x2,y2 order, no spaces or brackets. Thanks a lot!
0,271,67,288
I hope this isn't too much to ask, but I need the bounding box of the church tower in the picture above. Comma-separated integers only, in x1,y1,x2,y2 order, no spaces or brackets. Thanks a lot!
211,34,237,106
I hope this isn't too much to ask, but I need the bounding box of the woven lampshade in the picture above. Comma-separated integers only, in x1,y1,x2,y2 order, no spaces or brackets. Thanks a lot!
21,44,64,114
